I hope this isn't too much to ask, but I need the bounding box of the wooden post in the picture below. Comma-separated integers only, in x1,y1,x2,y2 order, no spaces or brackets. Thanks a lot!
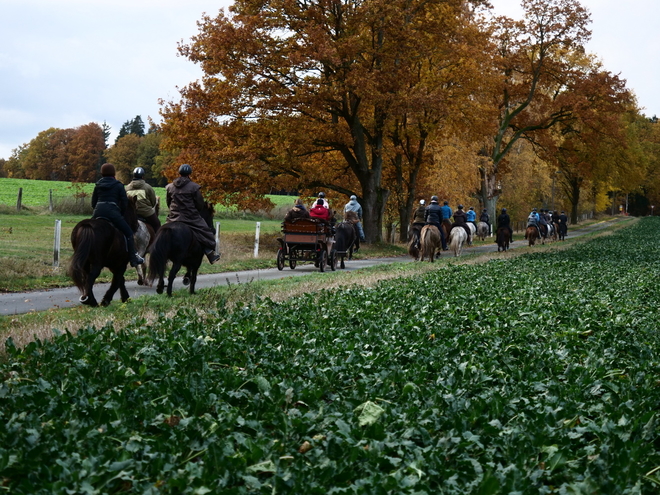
53,219,62,268
49,189,54,212
253,222,261,258
16,187,22,212
215,221,221,253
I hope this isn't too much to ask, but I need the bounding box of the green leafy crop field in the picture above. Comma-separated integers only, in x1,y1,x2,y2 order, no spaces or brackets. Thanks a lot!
2,219,660,493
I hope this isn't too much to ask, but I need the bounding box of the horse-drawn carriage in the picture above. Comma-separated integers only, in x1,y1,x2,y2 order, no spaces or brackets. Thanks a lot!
276,218,337,272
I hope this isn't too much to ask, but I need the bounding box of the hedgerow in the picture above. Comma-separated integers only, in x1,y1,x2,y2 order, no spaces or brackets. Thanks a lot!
2,218,660,493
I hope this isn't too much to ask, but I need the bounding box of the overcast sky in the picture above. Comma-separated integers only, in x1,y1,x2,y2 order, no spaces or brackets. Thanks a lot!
1,0,658,160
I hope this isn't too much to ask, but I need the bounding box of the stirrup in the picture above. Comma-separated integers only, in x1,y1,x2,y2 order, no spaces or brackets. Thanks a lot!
130,253,145,267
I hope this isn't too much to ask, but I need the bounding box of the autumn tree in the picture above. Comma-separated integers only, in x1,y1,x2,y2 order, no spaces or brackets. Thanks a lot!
105,134,141,183
475,0,592,223
161,0,489,242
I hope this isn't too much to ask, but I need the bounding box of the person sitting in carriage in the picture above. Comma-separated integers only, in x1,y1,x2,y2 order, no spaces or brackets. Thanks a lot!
166,164,221,264
466,206,477,228
410,199,427,249
525,208,541,239
425,196,448,251
480,208,491,234
450,204,472,244
284,198,311,223
496,207,514,244
310,198,333,222
91,163,144,267
125,166,161,233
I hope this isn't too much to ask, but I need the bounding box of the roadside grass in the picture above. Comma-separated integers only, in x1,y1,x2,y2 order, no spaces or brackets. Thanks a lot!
0,216,634,351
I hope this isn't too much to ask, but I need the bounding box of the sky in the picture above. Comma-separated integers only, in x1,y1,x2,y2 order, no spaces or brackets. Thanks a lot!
1,0,659,160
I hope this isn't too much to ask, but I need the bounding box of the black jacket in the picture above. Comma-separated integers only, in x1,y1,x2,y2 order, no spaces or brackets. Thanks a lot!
497,212,510,228
425,203,443,224
92,177,128,214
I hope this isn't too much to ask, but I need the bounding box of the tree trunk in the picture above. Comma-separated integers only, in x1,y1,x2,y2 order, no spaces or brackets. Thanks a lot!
477,157,500,230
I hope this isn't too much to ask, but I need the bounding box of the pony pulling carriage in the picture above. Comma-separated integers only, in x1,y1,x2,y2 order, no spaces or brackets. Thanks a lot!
276,218,337,272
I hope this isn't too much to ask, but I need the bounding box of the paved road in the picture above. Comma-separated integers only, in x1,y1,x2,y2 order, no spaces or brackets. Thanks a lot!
0,218,624,316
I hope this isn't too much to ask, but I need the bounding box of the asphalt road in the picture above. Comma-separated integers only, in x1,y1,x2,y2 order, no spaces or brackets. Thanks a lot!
0,218,624,316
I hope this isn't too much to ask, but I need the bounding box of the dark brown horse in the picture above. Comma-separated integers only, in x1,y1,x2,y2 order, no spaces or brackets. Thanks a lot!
525,226,540,246
147,202,215,296
69,201,138,307
496,227,510,252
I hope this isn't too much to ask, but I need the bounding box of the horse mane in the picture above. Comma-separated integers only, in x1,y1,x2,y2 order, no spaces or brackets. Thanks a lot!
344,210,359,224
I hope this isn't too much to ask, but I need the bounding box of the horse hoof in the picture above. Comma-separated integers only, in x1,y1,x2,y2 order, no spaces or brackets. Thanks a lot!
101,300,111,307
137,279,144,286
79,295,88,303
182,276,190,286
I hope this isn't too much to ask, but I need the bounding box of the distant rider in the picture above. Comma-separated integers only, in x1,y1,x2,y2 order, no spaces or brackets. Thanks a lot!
450,204,472,244
425,196,447,251
480,208,491,234
557,210,568,237
91,163,144,267
344,195,366,241
466,206,477,228
526,208,541,239
440,201,453,222
125,167,160,233
496,207,514,244
166,164,221,264
410,199,426,249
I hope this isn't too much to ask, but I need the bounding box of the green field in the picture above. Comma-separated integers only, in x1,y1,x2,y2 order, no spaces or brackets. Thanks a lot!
1,218,659,493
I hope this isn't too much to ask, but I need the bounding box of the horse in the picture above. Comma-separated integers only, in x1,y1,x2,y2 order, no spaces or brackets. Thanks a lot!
496,227,510,252
147,202,215,296
408,222,425,261
69,200,138,307
525,225,540,246
419,225,442,262
334,220,358,269
476,221,489,241
467,222,476,245
441,219,452,249
449,226,467,257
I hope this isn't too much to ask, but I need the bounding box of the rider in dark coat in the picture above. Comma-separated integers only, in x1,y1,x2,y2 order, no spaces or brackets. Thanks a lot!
425,196,447,250
450,204,472,244
557,211,568,236
91,163,144,267
480,208,491,232
496,208,514,243
166,164,220,264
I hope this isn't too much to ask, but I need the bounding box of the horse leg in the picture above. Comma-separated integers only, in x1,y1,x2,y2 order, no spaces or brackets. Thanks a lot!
101,271,125,307
81,263,103,307
167,262,183,297
340,254,346,269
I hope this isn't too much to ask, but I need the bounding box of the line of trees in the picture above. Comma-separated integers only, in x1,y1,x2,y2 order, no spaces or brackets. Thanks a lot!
158,0,660,239
0,116,176,187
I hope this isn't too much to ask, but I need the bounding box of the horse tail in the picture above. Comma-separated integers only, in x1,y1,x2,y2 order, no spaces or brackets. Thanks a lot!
146,228,171,285
420,226,434,260
69,225,94,291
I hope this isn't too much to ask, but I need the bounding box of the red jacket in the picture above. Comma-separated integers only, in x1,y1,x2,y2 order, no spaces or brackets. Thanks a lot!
310,205,331,221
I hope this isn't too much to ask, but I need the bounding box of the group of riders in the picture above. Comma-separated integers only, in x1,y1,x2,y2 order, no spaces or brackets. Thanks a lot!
410,196,569,250
90,163,221,268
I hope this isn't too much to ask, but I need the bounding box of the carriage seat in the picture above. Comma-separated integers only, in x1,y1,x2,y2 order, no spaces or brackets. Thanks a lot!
282,217,332,235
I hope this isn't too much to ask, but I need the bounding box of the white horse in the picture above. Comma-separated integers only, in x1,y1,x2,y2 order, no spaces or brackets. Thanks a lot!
134,220,154,286
476,221,489,241
449,227,467,257
467,222,476,245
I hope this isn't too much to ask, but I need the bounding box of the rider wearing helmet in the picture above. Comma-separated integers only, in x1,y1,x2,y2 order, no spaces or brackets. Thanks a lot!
496,207,513,243
450,204,472,244
91,163,144,267
125,166,160,233
480,208,491,233
526,207,541,239
344,195,366,242
425,196,448,250
166,164,221,264
410,199,427,249
466,206,477,227
316,192,329,209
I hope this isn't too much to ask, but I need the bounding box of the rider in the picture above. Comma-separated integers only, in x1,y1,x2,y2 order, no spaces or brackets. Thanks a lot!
480,208,491,234
440,201,453,222
425,196,447,250
344,195,366,241
557,210,568,236
166,164,221,264
450,204,472,244
410,199,427,248
526,207,541,239
125,167,160,233
91,163,144,267
538,208,549,239
315,192,329,209
496,207,514,244
466,206,477,228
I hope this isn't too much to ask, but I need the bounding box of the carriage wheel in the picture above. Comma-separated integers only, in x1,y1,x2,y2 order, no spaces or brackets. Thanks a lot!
318,250,327,272
277,249,285,271
289,259,297,269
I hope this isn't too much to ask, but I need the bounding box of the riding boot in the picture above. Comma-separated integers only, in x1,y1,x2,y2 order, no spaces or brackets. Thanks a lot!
205,248,221,264
126,236,144,267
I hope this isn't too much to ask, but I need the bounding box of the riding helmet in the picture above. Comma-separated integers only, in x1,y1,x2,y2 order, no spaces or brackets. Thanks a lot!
502,207,507,212
350,195,357,200
469,206,474,210
420,199,426,205
178,164,193,176
100,163,116,177
458,204,464,209
133,167,145,179
431,195,438,202
318,192,326,198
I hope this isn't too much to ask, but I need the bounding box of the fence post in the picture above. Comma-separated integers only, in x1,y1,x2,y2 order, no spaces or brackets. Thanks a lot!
53,219,62,268
16,187,22,212
49,189,54,212
215,221,221,253
253,222,261,258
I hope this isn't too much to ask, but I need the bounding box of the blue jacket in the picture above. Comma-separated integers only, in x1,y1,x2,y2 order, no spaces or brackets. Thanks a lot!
440,205,452,220
466,209,476,222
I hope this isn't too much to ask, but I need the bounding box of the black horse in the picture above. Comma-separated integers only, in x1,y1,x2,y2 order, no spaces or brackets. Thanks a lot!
147,202,215,296
334,221,359,269
69,201,138,307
